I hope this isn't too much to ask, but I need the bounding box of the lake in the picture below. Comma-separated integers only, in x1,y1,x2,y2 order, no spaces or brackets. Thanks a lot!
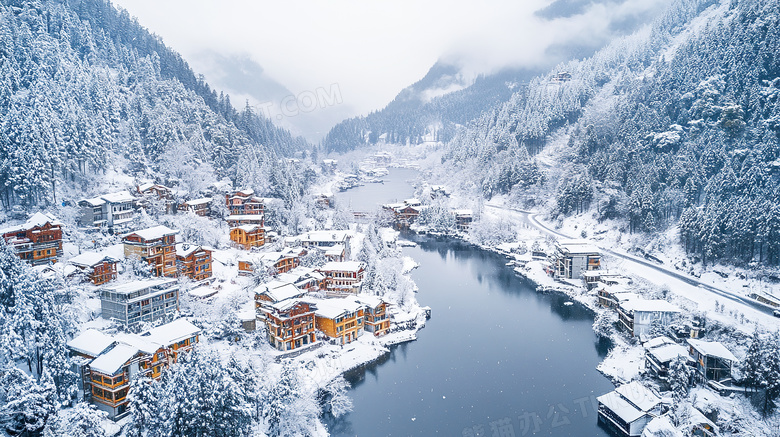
329,168,615,437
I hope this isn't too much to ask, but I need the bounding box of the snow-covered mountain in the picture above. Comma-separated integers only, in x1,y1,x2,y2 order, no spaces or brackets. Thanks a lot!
439,0,780,268
0,0,312,210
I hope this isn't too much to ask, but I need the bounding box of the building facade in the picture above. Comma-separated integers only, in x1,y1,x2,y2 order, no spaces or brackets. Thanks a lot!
68,252,119,285
0,212,63,266
175,243,212,282
123,225,178,277
100,279,180,330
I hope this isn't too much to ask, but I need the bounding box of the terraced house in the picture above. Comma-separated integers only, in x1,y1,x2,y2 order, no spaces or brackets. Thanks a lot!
0,212,63,266
67,319,200,419
123,225,178,277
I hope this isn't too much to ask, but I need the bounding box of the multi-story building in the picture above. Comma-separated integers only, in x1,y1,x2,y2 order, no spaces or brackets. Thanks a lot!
229,224,265,249
67,319,200,419
285,230,352,260
175,243,212,282
0,212,63,266
257,298,316,352
686,339,738,384
260,248,305,274
554,239,601,279
226,189,265,215
617,298,681,338
356,295,389,337
99,279,180,330
318,261,365,294
453,209,473,231
78,191,137,231
123,225,178,277
307,297,365,345
597,381,662,437
255,280,307,306
68,252,120,285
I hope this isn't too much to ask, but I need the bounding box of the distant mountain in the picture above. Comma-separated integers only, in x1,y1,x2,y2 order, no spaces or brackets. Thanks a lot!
322,60,539,152
442,0,780,267
0,0,311,209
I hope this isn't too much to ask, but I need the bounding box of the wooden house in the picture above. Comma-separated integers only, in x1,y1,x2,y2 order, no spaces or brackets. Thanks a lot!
225,189,265,216
307,297,365,345
583,270,630,290
277,267,327,292
136,183,172,199
597,285,635,308
285,230,352,259
79,191,137,231
66,319,199,420
180,197,212,217
230,224,265,249
175,243,212,282
356,295,389,337
255,281,306,306
643,336,692,382
123,225,179,277
0,212,63,266
597,381,663,437
260,248,305,274
686,339,737,384
318,261,365,294
100,279,179,330
258,298,317,352
68,251,119,285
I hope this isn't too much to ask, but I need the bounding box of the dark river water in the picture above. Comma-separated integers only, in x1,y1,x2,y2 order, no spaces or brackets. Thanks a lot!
329,169,615,437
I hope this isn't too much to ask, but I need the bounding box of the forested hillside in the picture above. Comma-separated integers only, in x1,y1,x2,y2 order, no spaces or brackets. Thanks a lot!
441,0,780,267
0,0,311,209
322,62,537,153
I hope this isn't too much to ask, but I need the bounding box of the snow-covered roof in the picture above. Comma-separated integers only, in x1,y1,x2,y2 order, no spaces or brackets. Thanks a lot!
642,416,682,437
557,239,601,255
597,391,646,423
354,294,384,308
615,381,661,412
89,343,138,375
268,298,309,313
325,244,345,256
307,297,364,319
101,191,136,204
644,336,677,350
183,197,212,206
648,343,691,364
67,329,115,358
622,299,681,314
175,243,209,258
104,278,177,295
137,183,155,192
292,230,351,244
236,224,264,233
124,225,178,241
612,292,641,302
687,339,738,362
189,286,218,299
320,261,364,272
68,251,119,268
80,196,106,207
453,209,473,216
114,333,160,355
0,212,62,235
143,318,200,346
256,281,304,302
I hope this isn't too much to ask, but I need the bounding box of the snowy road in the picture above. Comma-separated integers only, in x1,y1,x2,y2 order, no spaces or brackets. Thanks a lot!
485,204,777,317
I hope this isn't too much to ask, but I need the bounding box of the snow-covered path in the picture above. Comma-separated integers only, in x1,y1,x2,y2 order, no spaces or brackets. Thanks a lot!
484,203,780,329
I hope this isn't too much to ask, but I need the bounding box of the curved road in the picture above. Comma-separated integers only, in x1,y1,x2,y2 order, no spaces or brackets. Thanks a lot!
485,204,776,316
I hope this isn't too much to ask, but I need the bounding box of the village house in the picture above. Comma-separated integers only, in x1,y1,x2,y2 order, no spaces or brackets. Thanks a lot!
597,286,636,308
175,243,212,282
0,212,63,266
583,270,631,290
255,280,307,306
67,319,199,419
356,295,390,337
260,247,305,274
382,198,424,228
179,197,212,217
554,239,601,279
686,339,738,385
314,193,333,208
276,267,327,292
307,297,365,345
257,298,317,352
136,183,175,214
597,381,663,437
78,191,137,231
617,298,681,338
453,209,473,231
643,336,693,382
318,261,365,294
100,278,180,330
285,230,352,260
429,185,449,198
68,251,119,285
122,225,178,277
323,244,347,262
230,224,265,249
321,159,338,173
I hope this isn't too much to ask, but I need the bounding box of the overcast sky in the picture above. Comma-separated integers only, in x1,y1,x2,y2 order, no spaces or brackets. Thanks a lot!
112,0,669,137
